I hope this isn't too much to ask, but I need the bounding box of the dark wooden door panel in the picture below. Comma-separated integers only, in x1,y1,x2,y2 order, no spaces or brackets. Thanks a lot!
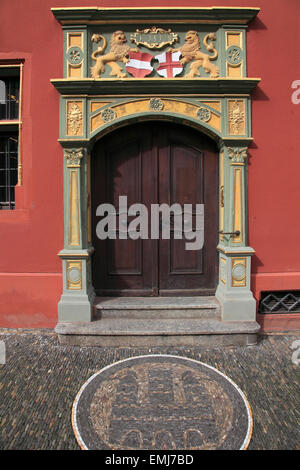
92,125,158,296
91,122,218,296
158,125,218,294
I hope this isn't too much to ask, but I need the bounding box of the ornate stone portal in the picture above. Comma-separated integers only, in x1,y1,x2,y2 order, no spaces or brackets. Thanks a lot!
51,7,260,324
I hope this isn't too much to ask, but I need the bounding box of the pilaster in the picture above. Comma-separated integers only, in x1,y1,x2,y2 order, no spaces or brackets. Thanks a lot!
216,145,256,321
58,145,95,322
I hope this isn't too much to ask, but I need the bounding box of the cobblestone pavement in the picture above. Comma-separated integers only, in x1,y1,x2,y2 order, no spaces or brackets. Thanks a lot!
0,330,299,450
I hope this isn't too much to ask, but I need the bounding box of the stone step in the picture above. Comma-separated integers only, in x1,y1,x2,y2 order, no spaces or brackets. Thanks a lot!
55,318,260,348
94,296,220,320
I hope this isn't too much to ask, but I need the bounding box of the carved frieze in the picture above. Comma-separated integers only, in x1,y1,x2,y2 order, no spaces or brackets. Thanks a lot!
90,29,219,79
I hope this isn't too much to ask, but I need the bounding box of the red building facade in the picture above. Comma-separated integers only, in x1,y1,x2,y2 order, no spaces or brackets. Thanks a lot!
0,0,299,335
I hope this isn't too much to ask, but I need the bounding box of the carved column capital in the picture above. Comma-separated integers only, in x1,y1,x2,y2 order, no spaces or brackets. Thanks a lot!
227,147,248,165
64,147,85,167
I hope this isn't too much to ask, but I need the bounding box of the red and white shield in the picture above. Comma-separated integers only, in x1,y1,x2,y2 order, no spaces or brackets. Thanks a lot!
126,51,154,78
155,51,183,78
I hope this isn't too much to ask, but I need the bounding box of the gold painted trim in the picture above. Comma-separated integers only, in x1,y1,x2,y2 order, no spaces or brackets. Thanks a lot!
231,257,247,287
66,260,82,290
68,169,81,247
58,250,94,259
232,167,243,243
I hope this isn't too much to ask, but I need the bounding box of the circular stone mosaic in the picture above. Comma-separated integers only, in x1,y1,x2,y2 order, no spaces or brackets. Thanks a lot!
72,355,252,450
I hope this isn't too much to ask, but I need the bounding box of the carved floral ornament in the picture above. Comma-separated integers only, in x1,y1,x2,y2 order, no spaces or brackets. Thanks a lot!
228,100,244,135
90,28,219,79
67,102,83,135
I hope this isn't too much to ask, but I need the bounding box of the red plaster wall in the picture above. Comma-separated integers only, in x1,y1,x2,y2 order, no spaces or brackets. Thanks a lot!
0,0,299,327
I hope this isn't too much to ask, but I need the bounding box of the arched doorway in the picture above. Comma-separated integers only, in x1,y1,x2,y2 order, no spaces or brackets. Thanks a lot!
91,121,219,296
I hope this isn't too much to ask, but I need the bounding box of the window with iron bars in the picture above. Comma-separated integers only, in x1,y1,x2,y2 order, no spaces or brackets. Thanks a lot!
0,69,21,210
0,135,18,209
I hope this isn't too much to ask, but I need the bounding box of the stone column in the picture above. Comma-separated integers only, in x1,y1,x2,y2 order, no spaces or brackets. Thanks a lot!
216,145,256,321
58,146,95,322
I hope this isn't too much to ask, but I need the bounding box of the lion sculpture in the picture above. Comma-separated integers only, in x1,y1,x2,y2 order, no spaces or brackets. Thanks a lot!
91,31,139,79
172,31,219,79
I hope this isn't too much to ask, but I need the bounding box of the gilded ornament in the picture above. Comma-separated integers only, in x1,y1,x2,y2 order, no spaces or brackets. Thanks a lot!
149,98,164,111
171,31,219,78
197,107,211,122
130,27,178,50
228,100,244,135
90,31,139,79
67,103,83,135
64,148,84,167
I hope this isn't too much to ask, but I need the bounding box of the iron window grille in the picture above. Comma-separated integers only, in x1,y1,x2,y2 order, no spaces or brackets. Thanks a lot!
258,291,300,314
0,65,22,209
0,135,18,210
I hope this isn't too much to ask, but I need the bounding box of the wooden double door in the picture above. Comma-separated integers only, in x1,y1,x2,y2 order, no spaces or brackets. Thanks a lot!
92,122,218,296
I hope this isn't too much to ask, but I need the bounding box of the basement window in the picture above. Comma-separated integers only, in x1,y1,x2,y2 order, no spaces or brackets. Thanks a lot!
258,291,300,314
0,64,22,209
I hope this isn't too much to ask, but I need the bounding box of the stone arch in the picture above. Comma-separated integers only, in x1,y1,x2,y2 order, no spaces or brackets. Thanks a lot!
89,100,223,149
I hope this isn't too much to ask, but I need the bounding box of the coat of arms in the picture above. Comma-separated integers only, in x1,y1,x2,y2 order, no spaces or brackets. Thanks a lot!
90,28,219,79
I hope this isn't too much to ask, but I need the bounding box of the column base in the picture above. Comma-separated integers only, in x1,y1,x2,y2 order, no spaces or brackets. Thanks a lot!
58,290,95,322
216,244,257,322
216,285,257,322
58,248,95,322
